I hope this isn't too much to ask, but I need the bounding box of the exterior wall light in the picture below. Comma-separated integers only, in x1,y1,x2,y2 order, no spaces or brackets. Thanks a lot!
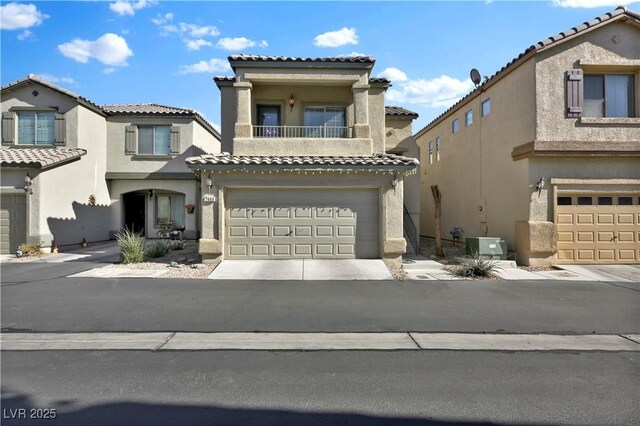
289,94,295,111
391,174,399,193
206,176,213,192
148,189,154,198
24,173,33,194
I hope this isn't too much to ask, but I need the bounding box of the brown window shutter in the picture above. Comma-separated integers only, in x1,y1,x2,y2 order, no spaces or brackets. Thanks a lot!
125,125,137,154
170,126,180,154
2,112,15,145
566,69,583,118
54,113,66,146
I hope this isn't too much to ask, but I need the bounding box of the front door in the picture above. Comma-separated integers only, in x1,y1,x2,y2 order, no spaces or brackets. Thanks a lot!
257,105,281,137
123,193,146,235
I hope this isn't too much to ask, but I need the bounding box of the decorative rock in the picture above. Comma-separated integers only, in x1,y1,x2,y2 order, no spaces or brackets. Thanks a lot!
187,258,197,264
177,257,187,263
169,261,182,268
191,263,206,269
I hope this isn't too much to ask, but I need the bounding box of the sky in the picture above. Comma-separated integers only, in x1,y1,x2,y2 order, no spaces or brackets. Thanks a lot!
1,0,638,132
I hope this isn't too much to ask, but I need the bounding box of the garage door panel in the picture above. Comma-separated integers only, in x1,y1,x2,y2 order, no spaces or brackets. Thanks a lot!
229,226,247,237
229,245,248,256
596,214,614,224
577,250,595,260
1,194,27,254
619,250,636,261
617,214,634,224
597,232,614,242
617,232,635,242
576,232,594,242
225,189,378,259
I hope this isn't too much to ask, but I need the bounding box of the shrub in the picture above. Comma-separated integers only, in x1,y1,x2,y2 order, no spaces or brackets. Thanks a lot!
145,240,171,259
170,241,184,251
116,229,145,264
18,242,43,256
451,251,498,278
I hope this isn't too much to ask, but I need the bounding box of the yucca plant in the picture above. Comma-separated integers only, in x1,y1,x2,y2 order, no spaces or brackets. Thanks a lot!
145,240,171,259
452,251,498,278
115,228,145,264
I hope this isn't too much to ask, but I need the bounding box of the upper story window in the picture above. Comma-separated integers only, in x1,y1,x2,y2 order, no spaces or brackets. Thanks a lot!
481,99,491,117
452,118,459,134
428,141,433,164
138,126,171,155
304,106,346,138
435,137,441,161
584,74,635,118
17,111,55,145
465,110,473,126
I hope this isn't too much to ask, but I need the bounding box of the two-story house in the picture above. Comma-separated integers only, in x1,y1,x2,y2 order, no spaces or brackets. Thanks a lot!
0,75,220,253
186,55,419,266
416,6,640,266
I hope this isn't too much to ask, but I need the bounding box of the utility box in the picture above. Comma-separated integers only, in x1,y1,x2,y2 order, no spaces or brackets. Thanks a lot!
465,237,507,260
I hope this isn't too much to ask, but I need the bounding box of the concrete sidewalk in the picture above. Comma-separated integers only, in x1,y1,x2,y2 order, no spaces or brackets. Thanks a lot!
2,332,639,351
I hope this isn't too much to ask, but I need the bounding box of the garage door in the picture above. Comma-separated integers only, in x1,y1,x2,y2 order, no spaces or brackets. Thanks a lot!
556,194,640,263
225,188,379,259
1,193,27,254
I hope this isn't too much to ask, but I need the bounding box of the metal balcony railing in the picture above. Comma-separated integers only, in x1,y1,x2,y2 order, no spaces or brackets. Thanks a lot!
253,125,352,138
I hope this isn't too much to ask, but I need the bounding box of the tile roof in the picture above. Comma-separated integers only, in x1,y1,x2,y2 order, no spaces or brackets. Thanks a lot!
369,77,391,84
186,153,418,168
0,148,87,169
385,106,419,118
214,76,391,85
228,54,375,64
1,74,104,115
415,6,640,137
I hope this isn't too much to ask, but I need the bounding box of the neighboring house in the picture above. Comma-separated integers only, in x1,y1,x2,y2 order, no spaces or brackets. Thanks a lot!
186,55,419,266
415,6,640,266
0,75,220,253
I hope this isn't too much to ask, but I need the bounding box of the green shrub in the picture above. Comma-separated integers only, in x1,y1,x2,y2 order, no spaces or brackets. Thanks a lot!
116,229,145,264
170,241,184,251
451,251,498,278
18,242,43,256
145,240,171,259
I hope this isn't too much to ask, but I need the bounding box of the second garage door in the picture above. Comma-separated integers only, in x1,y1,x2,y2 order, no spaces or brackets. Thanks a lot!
225,188,379,259
1,193,27,254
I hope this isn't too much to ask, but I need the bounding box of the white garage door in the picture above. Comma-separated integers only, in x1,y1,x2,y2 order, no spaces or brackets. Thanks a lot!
556,194,640,263
1,193,27,254
225,188,379,259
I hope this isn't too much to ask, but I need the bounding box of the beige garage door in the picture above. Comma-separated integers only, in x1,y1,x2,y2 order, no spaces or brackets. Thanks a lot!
1,193,27,254
225,188,379,259
556,194,640,263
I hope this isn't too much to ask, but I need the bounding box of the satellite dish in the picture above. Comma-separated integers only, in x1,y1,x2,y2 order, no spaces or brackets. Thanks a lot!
470,68,482,87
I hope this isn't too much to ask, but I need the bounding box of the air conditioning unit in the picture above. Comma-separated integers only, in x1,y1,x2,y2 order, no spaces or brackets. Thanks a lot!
465,237,507,260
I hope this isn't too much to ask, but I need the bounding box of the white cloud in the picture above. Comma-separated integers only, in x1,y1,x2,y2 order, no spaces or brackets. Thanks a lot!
151,12,173,25
103,67,116,75
109,0,156,17
377,67,408,82
552,0,636,7
35,74,78,86
185,38,212,51
0,2,49,30
314,27,358,48
178,58,231,74
17,29,35,41
58,33,133,66
386,74,475,108
336,51,369,58
215,37,268,51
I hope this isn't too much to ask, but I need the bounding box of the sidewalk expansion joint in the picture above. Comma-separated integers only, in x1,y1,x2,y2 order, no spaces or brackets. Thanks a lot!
407,332,422,349
619,334,640,345
152,332,175,351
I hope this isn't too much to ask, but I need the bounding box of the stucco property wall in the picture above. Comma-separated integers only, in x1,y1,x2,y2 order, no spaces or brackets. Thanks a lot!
418,59,536,247
535,22,640,143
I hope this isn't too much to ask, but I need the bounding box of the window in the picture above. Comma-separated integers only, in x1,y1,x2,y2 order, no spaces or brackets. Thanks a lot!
577,196,592,205
481,99,491,117
597,196,613,206
17,111,55,145
436,137,441,161
618,197,632,206
465,110,473,126
557,197,572,205
428,141,433,164
155,194,185,227
138,126,170,155
584,74,635,118
452,118,459,134
256,105,281,137
304,106,346,137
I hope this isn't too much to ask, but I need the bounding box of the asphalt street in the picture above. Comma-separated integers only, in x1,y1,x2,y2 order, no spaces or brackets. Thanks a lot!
2,350,639,426
2,262,639,333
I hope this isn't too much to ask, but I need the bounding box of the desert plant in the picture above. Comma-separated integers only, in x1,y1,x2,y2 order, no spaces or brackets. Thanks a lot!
170,241,184,251
451,251,498,278
145,240,171,259
18,242,43,256
116,229,145,264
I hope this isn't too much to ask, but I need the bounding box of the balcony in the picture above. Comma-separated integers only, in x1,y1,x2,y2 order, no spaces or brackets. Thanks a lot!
253,125,353,139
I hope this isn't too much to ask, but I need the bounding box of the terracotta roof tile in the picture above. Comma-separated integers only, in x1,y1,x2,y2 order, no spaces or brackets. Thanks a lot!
0,148,86,169
415,6,639,137
370,77,391,84
228,54,375,64
186,153,418,168
385,106,418,118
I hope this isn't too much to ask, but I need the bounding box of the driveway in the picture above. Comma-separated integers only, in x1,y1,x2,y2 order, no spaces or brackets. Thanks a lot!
208,259,393,280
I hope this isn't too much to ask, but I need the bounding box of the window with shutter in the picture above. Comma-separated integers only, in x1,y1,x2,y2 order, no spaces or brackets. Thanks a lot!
2,112,15,146
566,69,584,118
54,113,66,146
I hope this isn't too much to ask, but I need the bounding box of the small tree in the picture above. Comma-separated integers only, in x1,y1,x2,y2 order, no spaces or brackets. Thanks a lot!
431,185,444,257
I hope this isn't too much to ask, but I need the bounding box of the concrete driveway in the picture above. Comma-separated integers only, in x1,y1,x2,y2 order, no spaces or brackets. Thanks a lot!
208,259,393,280
557,264,639,282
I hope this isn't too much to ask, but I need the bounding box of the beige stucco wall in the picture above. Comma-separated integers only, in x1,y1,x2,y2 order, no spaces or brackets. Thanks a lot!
195,170,407,265
108,179,199,239
535,21,640,143
191,120,220,154
368,87,386,154
418,58,535,248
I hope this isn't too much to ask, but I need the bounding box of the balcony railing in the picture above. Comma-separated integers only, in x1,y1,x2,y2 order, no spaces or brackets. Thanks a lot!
253,125,352,138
